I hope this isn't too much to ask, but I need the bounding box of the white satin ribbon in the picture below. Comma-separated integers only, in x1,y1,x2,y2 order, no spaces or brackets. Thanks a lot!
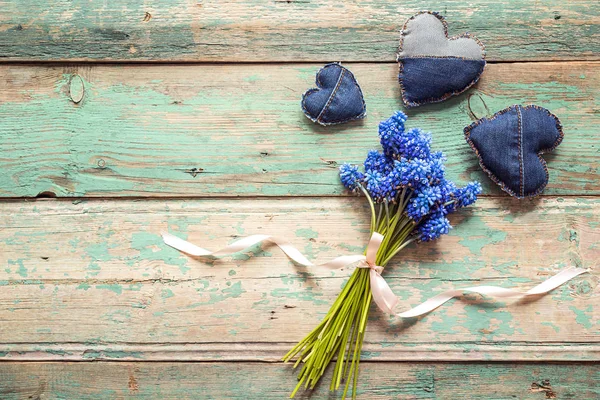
161,232,588,318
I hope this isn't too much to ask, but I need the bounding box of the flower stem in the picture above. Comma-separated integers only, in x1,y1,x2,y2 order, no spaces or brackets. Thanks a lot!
286,188,416,399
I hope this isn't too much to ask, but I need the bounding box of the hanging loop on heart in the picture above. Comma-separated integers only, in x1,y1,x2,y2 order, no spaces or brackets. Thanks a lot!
466,92,492,121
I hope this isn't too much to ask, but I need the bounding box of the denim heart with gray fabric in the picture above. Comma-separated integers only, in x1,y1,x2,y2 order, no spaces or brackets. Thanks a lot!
397,11,486,107
464,105,564,199
301,63,366,126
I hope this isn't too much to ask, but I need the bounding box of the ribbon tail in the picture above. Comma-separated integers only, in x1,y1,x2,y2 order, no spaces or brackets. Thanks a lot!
369,269,399,314
396,289,463,318
162,232,273,258
162,232,214,256
395,267,589,318
162,232,367,270
526,267,589,295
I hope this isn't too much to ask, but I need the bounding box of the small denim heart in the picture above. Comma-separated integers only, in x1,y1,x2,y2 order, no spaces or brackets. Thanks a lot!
301,63,366,126
397,11,486,107
465,105,564,198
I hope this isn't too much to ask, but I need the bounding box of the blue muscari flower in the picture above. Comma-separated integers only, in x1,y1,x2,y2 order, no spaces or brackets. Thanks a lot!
417,209,452,242
437,179,456,212
429,151,446,184
364,150,393,175
379,111,408,157
396,157,431,188
381,174,398,202
339,163,364,191
340,112,482,212
379,112,433,160
439,178,456,199
386,163,403,190
444,181,482,213
398,128,432,160
455,181,482,208
365,169,402,203
406,185,443,221
364,170,386,201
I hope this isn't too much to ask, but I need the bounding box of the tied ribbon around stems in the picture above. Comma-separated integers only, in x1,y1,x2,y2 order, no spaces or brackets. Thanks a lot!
161,232,588,318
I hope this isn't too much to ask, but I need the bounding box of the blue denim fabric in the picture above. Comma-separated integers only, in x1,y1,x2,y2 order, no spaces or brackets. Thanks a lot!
397,11,486,107
302,63,366,126
399,58,486,107
464,105,564,198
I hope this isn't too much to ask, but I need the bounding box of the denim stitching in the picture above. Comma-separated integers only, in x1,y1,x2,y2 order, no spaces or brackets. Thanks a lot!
301,63,367,126
399,54,483,61
464,104,564,199
397,11,486,108
517,105,524,197
316,67,345,123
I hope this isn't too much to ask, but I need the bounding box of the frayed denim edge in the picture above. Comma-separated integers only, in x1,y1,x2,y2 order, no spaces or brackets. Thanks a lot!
301,63,367,126
464,104,564,199
396,11,487,108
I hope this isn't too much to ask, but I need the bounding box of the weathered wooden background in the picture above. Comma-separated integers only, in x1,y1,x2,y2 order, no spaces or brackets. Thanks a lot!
0,1,598,398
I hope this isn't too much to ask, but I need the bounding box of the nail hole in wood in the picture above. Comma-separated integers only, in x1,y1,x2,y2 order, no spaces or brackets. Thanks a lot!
185,167,204,177
36,191,57,198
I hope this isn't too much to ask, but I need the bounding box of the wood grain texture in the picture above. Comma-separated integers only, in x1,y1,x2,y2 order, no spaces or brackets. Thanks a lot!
0,1,598,62
0,197,597,361
1,0,598,396
1,362,599,399
0,62,598,198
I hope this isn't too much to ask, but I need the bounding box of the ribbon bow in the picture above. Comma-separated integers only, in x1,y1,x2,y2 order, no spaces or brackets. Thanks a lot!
161,232,588,318
354,232,399,315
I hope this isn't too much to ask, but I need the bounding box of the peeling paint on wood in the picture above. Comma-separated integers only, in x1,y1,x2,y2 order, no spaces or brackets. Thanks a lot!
0,63,598,197
0,197,597,360
0,1,598,61
0,1,598,394
0,362,599,399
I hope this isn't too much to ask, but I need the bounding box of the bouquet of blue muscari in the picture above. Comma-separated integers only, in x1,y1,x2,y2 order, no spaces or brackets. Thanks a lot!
283,111,481,399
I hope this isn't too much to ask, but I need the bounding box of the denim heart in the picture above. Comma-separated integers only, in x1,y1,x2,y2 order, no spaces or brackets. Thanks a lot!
397,12,486,107
465,105,564,198
302,63,366,126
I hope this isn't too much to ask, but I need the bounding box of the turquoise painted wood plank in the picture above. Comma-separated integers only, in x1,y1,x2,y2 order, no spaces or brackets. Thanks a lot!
0,362,599,399
0,1,598,61
0,62,597,197
0,197,597,361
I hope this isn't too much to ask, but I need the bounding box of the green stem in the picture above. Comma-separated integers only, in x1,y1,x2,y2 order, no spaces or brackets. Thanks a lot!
287,184,421,398
359,186,377,234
